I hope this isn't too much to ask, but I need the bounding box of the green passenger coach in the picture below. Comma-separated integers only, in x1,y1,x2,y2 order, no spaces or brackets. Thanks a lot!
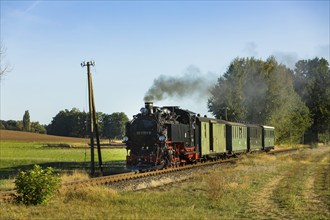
262,125,275,151
247,124,263,151
225,121,247,154
210,119,226,156
196,117,226,159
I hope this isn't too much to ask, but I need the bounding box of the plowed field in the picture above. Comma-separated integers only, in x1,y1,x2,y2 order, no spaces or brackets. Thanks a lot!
0,130,89,143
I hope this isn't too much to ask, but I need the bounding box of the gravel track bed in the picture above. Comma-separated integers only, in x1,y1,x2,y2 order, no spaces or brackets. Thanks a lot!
106,162,235,192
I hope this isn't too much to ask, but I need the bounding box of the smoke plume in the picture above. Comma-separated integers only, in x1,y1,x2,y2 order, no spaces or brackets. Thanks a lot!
144,66,217,102
273,51,299,69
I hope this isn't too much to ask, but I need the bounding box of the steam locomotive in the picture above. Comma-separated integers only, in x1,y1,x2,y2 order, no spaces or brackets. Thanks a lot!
123,102,275,171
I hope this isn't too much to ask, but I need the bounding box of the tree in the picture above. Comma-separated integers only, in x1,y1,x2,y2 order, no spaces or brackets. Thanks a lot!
47,108,129,139
208,57,311,144
102,112,129,140
47,108,88,137
0,43,12,80
0,121,5,130
30,122,47,134
23,110,31,131
0,120,23,131
293,58,330,142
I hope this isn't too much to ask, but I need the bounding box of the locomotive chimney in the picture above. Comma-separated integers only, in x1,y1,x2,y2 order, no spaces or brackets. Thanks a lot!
145,102,154,114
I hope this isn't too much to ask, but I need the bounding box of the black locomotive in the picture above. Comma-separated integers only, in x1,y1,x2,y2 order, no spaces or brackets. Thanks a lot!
123,102,275,171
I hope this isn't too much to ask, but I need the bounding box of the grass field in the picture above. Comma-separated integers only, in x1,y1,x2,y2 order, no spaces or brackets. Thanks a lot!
0,130,329,219
0,130,127,190
0,146,329,219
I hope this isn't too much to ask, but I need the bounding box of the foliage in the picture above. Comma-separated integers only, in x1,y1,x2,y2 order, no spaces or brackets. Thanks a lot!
0,121,4,129
22,110,31,131
46,108,88,137
14,164,61,205
208,57,311,144
47,108,129,139
1,110,46,134
293,57,330,142
0,119,46,134
0,120,23,131
102,112,129,140
30,121,47,134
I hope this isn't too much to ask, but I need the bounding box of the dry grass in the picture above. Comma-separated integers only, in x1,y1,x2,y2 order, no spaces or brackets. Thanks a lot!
60,185,118,203
60,170,90,183
0,146,329,220
201,146,330,219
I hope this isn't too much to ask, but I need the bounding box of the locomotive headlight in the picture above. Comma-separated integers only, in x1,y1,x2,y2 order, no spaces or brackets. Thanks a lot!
123,136,129,142
158,135,166,142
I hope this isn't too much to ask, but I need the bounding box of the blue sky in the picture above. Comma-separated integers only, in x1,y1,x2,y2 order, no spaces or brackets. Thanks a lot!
1,0,329,125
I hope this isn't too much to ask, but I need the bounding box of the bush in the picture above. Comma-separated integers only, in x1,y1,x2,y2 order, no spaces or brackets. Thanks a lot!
14,165,61,205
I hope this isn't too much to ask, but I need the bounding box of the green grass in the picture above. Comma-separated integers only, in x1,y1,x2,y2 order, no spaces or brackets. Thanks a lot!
0,142,126,166
0,145,329,219
0,141,127,190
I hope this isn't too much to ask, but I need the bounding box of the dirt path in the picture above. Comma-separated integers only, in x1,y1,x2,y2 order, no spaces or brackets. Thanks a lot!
248,175,287,219
302,152,329,216
248,147,330,219
303,175,323,208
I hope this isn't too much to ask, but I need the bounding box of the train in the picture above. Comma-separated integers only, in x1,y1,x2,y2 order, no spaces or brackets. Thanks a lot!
123,102,275,171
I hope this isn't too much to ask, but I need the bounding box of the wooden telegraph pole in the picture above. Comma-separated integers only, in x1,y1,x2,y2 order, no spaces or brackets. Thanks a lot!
81,61,103,176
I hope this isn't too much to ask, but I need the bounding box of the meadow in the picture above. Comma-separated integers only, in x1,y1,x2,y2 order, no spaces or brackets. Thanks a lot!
0,130,127,190
0,146,329,219
0,130,329,219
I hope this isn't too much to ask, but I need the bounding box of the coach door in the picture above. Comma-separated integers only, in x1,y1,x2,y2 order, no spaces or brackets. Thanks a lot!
200,121,210,156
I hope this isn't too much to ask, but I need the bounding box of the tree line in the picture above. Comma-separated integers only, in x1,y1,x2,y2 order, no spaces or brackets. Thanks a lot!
1,110,47,134
208,57,330,144
46,108,129,140
0,109,129,140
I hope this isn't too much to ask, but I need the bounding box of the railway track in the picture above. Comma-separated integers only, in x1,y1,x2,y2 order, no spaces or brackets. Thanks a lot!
63,157,239,189
0,147,302,202
266,147,300,155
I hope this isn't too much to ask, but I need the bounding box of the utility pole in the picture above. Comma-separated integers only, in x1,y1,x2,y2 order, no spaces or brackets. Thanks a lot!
81,61,103,176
